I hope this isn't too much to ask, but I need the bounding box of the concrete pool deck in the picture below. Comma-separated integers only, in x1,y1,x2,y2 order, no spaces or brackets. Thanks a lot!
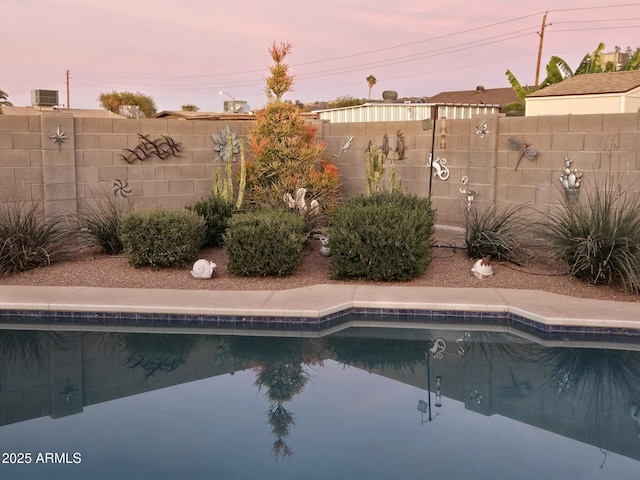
0,284,638,333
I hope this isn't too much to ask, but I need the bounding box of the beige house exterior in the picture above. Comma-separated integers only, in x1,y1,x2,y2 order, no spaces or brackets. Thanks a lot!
525,70,640,116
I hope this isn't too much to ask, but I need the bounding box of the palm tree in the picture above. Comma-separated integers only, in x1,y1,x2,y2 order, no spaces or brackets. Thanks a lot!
366,75,377,100
0,89,12,114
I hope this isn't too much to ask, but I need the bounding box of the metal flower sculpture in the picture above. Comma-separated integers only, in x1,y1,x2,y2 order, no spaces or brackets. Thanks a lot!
212,125,240,161
508,138,537,171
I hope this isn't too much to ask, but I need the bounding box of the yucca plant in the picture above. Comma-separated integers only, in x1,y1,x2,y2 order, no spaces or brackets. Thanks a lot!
77,196,129,254
464,204,528,264
541,181,640,293
0,202,74,274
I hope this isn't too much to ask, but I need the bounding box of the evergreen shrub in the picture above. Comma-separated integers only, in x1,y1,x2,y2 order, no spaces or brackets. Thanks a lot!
329,192,436,281
223,210,305,276
187,195,234,247
120,207,205,269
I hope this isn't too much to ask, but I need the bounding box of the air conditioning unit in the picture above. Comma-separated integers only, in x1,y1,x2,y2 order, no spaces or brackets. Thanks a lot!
31,90,59,107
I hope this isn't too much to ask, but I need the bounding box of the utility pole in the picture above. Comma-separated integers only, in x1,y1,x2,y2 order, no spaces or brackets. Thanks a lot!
534,12,549,87
65,69,70,109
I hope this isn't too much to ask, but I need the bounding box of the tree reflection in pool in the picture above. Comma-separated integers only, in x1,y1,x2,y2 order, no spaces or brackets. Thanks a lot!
0,326,639,479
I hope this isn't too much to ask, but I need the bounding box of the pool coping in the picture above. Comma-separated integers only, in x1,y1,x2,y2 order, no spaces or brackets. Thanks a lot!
0,284,638,338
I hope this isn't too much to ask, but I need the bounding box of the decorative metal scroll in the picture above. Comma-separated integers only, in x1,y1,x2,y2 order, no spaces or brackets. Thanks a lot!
120,134,182,164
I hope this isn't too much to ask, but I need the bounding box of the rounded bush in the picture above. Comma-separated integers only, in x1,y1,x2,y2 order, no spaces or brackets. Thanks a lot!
223,210,305,276
120,207,205,269
329,192,436,281
187,195,234,247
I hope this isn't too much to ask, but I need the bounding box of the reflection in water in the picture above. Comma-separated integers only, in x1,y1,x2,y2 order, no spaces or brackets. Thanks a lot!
218,337,325,460
1,326,640,475
327,337,430,372
0,330,67,369
120,333,201,379
539,348,640,420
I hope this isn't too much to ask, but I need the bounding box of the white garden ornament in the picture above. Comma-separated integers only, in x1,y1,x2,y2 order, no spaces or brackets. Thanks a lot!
471,258,494,279
191,259,217,279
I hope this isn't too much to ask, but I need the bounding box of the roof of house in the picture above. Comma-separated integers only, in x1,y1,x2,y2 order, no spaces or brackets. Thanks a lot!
1,106,124,118
428,86,518,106
154,110,258,120
527,70,640,98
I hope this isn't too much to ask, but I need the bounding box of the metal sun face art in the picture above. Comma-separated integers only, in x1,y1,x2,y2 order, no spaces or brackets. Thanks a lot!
508,138,537,171
50,125,67,151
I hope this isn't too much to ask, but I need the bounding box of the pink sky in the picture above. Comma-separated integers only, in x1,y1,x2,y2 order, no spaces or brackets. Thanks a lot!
3,0,639,112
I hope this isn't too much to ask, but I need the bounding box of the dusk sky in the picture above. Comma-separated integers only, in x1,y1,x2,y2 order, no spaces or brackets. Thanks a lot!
3,1,639,112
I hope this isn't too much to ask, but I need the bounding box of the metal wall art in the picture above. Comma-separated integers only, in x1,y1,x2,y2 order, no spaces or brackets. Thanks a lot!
427,153,450,180
212,125,240,162
559,154,582,204
121,134,182,164
508,138,537,171
395,130,406,159
113,179,132,198
475,119,488,138
459,176,477,210
49,124,67,151
330,136,354,158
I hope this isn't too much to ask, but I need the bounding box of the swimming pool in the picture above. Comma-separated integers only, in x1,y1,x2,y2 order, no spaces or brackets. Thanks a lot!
1,325,639,479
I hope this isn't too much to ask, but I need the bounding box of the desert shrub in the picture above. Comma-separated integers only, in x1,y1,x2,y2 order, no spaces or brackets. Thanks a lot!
245,42,331,212
464,204,529,264
120,207,205,269
541,182,640,293
0,202,74,274
223,210,305,276
329,191,436,281
77,196,129,254
187,195,234,247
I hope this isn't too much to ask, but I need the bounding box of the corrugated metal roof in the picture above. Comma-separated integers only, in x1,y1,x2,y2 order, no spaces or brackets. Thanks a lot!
527,70,640,98
313,103,501,123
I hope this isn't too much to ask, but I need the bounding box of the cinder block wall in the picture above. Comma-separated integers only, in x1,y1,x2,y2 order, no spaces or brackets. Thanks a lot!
322,112,640,227
1,111,639,227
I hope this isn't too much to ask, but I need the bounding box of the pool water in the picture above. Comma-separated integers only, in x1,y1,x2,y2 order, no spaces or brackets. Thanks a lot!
1,327,639,479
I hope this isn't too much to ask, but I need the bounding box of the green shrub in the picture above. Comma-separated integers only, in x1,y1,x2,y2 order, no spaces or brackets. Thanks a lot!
329,191,436,281
120,207,205,269
223,210,305,276
464,204,528,264
187,195,234,247
78,197,128,254
0,202,74,274
541,182,640,293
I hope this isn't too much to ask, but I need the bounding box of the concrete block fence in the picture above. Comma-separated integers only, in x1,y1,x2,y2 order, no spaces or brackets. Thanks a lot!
1,110,639,226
